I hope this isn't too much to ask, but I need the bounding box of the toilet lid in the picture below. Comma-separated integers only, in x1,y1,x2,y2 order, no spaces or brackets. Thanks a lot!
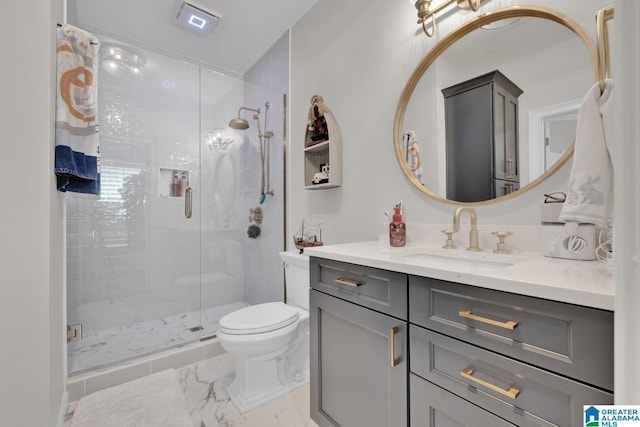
218,302,299,335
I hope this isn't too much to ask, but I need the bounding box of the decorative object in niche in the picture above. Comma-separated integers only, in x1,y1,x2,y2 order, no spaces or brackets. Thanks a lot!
306,96,329,147
159,167,189,197
311,164,330,185
394,6,598,206
304,95,342,189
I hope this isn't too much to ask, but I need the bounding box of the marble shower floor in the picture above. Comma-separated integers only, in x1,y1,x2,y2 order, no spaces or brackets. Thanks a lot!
65,352,318,427
68,302,249,374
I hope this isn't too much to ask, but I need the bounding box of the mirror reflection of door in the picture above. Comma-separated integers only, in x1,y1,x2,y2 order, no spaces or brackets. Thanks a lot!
545,118,577,170
528,99,580,180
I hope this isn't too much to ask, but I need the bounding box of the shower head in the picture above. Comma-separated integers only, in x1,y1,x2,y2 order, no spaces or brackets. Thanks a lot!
228,117,250,130
229,106,260,130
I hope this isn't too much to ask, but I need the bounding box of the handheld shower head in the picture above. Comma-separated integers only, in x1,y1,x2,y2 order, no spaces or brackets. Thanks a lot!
229,106,260,130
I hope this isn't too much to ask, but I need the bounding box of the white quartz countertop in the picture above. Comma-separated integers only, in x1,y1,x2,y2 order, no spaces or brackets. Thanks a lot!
304,241,615,311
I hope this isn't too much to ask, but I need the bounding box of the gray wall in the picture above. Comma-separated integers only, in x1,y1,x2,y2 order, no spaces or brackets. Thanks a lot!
288,0,610,246
0,0,66,426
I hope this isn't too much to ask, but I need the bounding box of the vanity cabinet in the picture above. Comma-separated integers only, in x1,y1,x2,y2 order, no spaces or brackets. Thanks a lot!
309,255,614,427
410,374,515,427
309,257,408,427
442,70,522,202
409,276,614,427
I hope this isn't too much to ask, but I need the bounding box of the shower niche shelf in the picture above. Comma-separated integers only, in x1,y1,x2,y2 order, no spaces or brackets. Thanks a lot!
304,107,342,190
159,167,189,197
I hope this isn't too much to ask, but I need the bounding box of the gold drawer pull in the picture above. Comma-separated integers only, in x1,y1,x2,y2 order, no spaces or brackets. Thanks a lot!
335,277,362,287
390,327,400,367
460,367,520,400
458,310,518,330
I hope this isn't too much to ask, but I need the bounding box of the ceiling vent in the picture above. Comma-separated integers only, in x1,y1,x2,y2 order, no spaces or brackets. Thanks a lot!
174,1,220,36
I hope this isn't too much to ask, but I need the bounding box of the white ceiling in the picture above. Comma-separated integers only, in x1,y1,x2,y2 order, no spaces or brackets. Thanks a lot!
69,0,318,76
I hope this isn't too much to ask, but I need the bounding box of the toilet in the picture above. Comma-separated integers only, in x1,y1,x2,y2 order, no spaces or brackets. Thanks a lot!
217,250,310,413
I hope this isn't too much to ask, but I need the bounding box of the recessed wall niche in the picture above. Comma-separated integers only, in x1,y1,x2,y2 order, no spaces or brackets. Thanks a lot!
158,167,189,197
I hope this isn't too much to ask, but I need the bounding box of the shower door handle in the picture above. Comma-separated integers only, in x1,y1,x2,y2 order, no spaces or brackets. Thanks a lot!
185,187,193,219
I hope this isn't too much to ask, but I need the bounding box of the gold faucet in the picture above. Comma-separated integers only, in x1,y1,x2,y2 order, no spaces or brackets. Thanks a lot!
453,207,481,251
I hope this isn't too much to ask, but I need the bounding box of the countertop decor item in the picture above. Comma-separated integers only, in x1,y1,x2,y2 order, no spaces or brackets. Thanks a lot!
389,202,406,248
293,220,323,252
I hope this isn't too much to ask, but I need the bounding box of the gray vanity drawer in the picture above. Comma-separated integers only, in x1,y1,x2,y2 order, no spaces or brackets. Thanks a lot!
409,276,613,390
310,257,407,319
410,326,613,427
410,374,515,427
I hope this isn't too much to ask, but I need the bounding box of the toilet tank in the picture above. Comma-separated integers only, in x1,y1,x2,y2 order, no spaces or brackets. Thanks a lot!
279,250,310,310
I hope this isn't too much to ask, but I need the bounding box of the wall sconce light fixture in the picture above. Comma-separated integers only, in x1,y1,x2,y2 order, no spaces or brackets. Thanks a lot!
415,0,482,37
207,128,233,152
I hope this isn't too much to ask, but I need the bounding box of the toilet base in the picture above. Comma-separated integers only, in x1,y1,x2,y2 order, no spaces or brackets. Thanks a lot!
227,366,309,413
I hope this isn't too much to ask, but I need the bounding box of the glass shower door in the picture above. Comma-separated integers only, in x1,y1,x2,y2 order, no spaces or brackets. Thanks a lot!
66,38,203,374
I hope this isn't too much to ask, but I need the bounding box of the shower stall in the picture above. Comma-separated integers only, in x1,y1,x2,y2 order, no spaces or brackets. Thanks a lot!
66,34,287,375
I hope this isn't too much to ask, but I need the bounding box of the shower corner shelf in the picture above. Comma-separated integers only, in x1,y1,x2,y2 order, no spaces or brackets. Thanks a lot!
304,110,342,190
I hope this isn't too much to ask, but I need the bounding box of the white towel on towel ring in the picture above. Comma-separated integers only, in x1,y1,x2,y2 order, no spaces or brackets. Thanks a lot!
559,79,614,227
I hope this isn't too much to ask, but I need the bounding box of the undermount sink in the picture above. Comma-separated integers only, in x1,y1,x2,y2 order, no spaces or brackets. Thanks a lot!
389,245,529,269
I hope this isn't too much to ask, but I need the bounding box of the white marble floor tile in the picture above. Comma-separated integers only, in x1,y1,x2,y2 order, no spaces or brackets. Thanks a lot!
66,352,317,427
179,353,316,427
68,302,248,374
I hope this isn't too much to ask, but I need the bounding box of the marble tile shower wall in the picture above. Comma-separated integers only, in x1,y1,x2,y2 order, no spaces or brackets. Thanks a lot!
242,32,289,305
66,36,247,373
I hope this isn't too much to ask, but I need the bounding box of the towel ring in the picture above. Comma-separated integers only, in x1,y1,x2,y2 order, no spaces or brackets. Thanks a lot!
595,6,614,94
596,9,607,93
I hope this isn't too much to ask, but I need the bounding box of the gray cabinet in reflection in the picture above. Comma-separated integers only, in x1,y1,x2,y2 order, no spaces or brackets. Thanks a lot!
443,70,522,202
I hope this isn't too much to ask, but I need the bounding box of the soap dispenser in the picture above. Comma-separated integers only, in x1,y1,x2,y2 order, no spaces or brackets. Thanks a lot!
389,203,406,247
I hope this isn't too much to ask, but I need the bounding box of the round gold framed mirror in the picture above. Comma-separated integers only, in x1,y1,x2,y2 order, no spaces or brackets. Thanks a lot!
394,6,597,205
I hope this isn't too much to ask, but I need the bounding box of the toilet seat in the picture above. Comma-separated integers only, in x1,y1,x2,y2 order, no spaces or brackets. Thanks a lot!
218,302,299,335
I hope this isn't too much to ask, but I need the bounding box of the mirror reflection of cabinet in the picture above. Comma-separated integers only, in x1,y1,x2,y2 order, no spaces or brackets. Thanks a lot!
442,70,522,202
394,6,598,205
